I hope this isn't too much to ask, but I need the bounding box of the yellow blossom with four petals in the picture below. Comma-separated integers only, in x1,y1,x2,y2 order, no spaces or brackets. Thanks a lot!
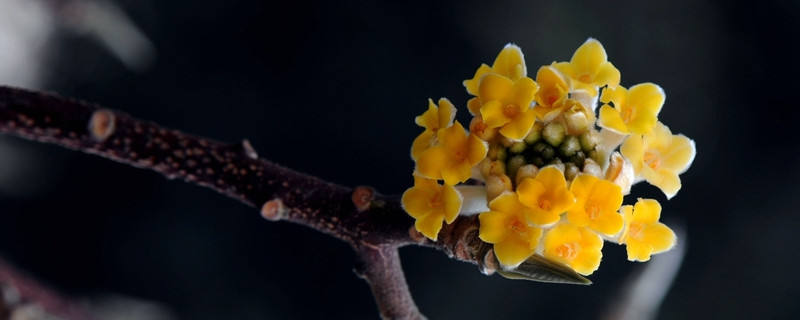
532,66,570,121
554,38,621,96
402,176,463,241
621,122,696,199
464,44,528,96
543,222,604,275
411,98,457,160
416,121,488,185
619,199,676,261
567,174,624,236
516,166,575,226
479,191,544,267
478,74,539,141
598,83,665,135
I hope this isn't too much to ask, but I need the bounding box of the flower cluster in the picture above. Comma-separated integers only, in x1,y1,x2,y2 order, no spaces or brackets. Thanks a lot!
402,39,696,276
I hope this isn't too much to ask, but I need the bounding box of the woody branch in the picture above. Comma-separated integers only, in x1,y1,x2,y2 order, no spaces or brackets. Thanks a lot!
0,86,499,320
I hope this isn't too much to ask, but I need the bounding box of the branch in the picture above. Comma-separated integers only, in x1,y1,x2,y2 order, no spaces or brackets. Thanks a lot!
0,258,92,320
0,85,514,319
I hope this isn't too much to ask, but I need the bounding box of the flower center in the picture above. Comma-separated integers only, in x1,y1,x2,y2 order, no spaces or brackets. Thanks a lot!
643,151,660,170
453,150,466,162
429,193,443,208
473,121,487,134
510,219,528,237
578,74,592,83
539,199,552,211
504,104,521,118
586,203,600,220
621,108,633,122
555,242,579,260
627,222,644,240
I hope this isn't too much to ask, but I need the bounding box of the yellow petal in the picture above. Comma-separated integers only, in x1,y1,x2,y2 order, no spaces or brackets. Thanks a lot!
495,237,536,267
572,244,603,275
414,99,439,130
401,187,435,219
441,183,463,224
415,145,447,180
642,222,676,254
479,73,514,104
439,121,469,152
628,83,665,118
536,166,568,189
600,85,627,110
642,167,682,199
498,107,536,141
620,134,645,175
593,62,621,88
512,77,538,108
660,134,696,174
437,98,457,130
626,241,654,262
415,211,444,241
632,199,662,224
411,130,436,160
479,210,510,244
466,133,489,165
492,44,527,80
571,38,607,76
480,100,512,129
598,104,630,134
467,97,482,115
440,162,466,186
516,178,546,210
464,64,492,96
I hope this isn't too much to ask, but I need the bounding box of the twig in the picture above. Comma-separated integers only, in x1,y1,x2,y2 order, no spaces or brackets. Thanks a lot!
0,85,503,319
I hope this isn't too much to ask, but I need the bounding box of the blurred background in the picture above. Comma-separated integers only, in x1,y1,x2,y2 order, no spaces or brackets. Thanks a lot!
0,0,798,319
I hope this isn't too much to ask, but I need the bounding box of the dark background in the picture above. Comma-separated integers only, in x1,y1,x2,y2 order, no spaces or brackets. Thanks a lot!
1,0,798,319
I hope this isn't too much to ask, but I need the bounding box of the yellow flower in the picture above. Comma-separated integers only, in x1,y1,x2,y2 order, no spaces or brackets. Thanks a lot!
516,166,575,226
411,98,457,160
567,174,624,236
478,73,539,141
416,121,488,185
619,199,676,262
402,176,463,241
532,65,569,121
464,44,527,96
598,83,665,135
554,38,620,96
543,222,604,275
479,191,544,267
621,122,696,199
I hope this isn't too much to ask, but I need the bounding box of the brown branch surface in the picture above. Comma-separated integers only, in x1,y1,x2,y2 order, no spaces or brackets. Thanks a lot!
0,86,503,319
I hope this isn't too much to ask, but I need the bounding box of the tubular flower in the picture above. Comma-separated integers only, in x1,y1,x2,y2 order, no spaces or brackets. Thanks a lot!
402,39,697,279
479,191,544,267
478,73,539,141
402,176,463,241
619,199,676,261
533,65,569,121
516,166,575,226
598,83,665,135
416,121,488,185
543,222,604,275
621,122,696,199
411,98,457,160
567,174,624,236
554,38,620,96
464,44,527,96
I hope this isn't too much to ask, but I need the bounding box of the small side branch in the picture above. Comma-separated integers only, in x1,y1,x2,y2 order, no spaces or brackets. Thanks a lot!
0,258,92,320
355,245,425,320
